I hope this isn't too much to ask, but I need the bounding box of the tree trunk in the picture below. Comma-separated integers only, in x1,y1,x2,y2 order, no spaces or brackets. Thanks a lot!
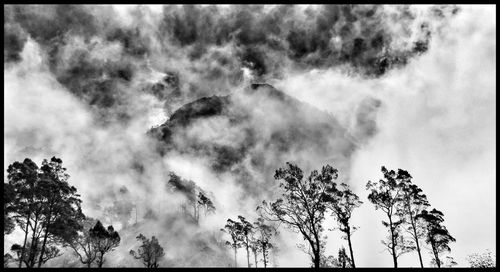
28,215,40,268
37,211,52,268
254,250,258,267
313,249,320,268
346,228,356,268
98,252,104,268
19,214,31,268
431,242,441,268
410,218,424,268
246,243,250,268
388,216,398,268
262,244,267,268
234,247,237,267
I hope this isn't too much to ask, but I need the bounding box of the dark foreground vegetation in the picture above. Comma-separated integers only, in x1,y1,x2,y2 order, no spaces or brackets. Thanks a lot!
3,157,495,268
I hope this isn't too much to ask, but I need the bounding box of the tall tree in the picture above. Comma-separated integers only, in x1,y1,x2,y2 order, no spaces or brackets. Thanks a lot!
399,172,430,268
324,183,362,268
259,163,337,268
89,221,120,268
130,234,165,268
416,209,455,268
7,158,40,268
221,218,243,267
7,157,83,268
253,216,276,268
237,215,254,268
36,157,83,267
366,166,412,268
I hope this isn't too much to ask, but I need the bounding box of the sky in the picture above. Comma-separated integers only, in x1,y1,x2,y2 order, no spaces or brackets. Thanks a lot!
3,4,496,267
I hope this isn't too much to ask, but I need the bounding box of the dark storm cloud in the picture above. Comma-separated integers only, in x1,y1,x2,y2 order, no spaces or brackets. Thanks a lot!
4,4,459,123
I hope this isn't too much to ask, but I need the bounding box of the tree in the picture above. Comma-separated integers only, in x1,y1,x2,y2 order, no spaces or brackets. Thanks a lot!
36,157,83,267
221,218,243,267
253,216,276,268
167,172,215,223
249,238,261,268
10,241,61,267
399,173,430,268
259,163,337,268
416,209,455,268
366,166,412,268
64,217,99,267
130,234,165,268
324,183,362,267
467,250,495,268
237,215,254,268
89,221,120,268
4,182,16,235
333,247,353,268
6,157,83,268
197,192,216,217
7,158,40,268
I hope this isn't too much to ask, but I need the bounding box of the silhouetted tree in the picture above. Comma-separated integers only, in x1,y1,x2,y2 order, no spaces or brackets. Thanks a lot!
36,157,83,267
333,247,352,268
237,215,254,267
7,158,40,267
253,216,276,268
3,182,16,235
221,218,243,267
10,241,61,267
467,250,495,268
324,183,362,267
64,217,98,267
130,234,165,268
89,221,120,268
416,209,455,268
6,157,83,268
366,166,412,268
399,173,430,268
259,163,338,268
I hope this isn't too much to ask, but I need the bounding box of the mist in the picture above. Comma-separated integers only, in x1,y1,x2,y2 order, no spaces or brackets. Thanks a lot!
4,4,495,267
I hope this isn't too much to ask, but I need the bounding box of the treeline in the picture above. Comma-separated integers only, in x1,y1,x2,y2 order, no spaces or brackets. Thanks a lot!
2,157,494,268
3,157,165,268
221,163,458,268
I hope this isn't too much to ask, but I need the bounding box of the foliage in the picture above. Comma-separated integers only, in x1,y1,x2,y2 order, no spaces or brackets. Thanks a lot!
64,217,99,267
259,162,338,268
6,157,83,268
130,234,165,268
467,250,495,268
221,218,243,267
398,171,430,268
366,166,413,268
324,182,362,267
89,220,120,268
416,209,455,268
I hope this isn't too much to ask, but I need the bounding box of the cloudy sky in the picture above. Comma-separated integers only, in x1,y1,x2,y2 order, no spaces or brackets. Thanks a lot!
4,5,495,267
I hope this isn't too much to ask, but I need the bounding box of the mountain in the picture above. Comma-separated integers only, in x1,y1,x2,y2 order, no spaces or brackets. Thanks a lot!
148,83,359,197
